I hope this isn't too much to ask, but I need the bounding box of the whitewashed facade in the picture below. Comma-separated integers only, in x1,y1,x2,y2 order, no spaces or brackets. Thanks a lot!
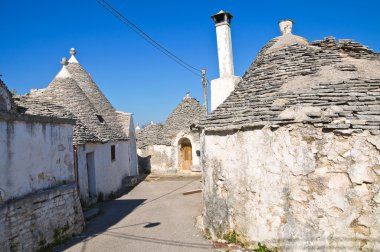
0,79,84,251
17,49,139,202
198,18,380,251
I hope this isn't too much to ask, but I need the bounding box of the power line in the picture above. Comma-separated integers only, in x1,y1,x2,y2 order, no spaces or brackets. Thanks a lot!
101,0,201,73
96,0,203,78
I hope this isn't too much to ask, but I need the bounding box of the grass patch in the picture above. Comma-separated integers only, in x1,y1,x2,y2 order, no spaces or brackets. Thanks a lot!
203,229,212,240
108,191,116,200
219,230,276,251
97,192,104,202
253,242,276,252
223,230,238,244
36,223,73,252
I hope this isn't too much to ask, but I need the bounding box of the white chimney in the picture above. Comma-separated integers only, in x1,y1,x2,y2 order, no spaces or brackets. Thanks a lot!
210,10,241,111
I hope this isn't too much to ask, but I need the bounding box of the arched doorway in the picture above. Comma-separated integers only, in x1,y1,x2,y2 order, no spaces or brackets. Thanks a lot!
178,138,192,171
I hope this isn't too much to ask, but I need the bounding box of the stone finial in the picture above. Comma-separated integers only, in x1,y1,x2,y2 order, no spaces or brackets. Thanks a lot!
56,58,71,78
279,19,294,35
61,57,68,66
70,48,76,55
184,91,191,99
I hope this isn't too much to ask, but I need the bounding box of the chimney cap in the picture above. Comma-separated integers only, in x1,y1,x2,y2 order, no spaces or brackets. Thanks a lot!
278,19,295,24
278,19,295,35
211,10,233,26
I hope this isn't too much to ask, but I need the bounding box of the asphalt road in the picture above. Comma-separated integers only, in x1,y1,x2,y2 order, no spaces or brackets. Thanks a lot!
55,175,212,252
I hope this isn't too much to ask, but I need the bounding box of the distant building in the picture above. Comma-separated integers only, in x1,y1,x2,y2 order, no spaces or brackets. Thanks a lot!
16,49,138,202
0,79,13,112
137,92,204,174
197,13,380,251
0,79,84,251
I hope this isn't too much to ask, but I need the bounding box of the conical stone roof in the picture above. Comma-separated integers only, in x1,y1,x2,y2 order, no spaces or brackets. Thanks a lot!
0,78,13,112
31,65,118,142
66,54,128,140
199,33,380,133
15,94,99,144
137,94,203,148
19,54,130,144
136,123,165,148
164,95,204,138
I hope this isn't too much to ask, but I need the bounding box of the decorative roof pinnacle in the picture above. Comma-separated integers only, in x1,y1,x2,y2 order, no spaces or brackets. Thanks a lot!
61,57,68,66
184,91,191,100
56,58,71,78
68,48,79,63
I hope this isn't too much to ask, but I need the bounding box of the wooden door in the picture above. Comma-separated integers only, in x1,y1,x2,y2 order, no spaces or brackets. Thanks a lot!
181,146,192,170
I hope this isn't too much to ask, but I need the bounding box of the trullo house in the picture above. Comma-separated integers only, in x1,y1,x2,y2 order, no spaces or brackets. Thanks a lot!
16,49,138,202
196,11,380,251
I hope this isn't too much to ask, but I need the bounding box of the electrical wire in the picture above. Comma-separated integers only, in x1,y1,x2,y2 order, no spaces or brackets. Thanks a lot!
96,0,203,78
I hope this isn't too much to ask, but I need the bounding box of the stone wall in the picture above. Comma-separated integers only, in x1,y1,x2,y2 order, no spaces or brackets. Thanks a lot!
0,116,75,202
0,183,84,252
138,144,176,174
202,124,380,251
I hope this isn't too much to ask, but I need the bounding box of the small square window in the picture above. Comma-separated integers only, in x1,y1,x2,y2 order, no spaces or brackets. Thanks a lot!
96,114,105,123
111,145,116,161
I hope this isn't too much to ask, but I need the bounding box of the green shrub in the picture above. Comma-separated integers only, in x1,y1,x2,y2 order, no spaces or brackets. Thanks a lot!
109,191,116,200
223,230,238,244
97,192,104,202
254,242,275,252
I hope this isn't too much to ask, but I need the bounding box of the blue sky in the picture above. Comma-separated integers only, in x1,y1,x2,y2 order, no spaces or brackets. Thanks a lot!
1,0,380,126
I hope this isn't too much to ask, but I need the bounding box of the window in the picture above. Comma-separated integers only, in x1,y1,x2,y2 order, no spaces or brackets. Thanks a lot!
111,145,116,161
96,114,105,123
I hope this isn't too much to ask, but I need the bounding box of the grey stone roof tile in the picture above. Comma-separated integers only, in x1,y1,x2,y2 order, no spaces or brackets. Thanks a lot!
66,62,129,140
14,95,99,144
14,53,135,144
198,36,380,132
137,96,204,148
116,111,131,137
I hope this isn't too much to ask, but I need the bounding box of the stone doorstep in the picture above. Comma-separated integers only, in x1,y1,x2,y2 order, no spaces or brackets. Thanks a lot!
145,173,202,183
147,173,202,179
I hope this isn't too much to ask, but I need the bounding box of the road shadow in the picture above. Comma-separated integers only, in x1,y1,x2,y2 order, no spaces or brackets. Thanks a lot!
54,199,145,252
54,177,210,251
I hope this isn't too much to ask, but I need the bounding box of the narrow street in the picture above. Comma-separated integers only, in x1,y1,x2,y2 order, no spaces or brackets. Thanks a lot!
54,176,212,252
